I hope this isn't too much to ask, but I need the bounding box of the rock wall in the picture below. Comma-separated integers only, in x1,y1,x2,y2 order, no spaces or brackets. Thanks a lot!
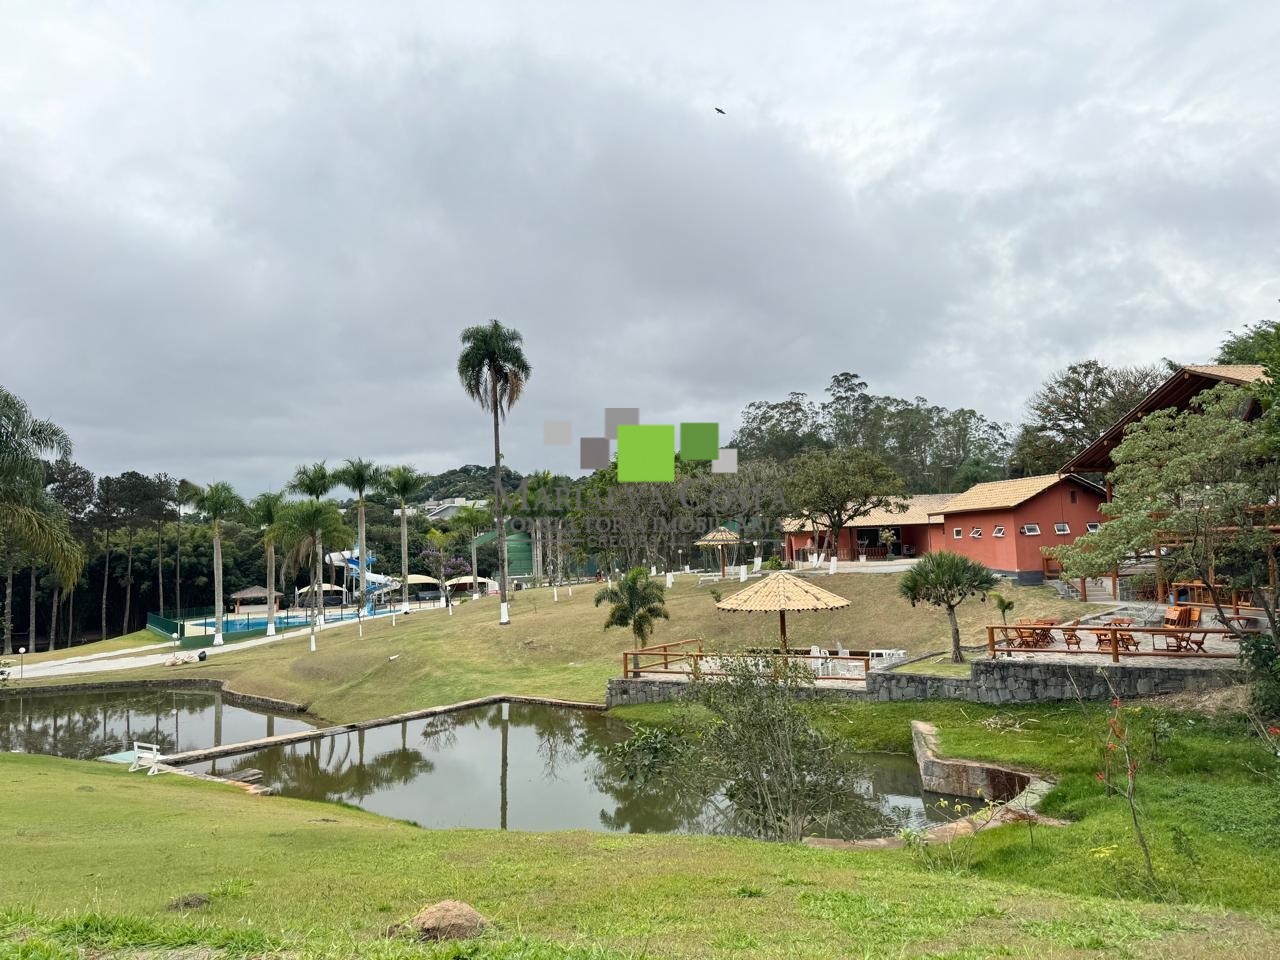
606,659,1243,708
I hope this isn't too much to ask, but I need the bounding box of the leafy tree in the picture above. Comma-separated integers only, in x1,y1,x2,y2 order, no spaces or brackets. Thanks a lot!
732,392,828,462
426,463,522,500
379,465,429,613
109,470,163,635
783,449,905,558
1049,383,1280,709
1010,360,1168,475
452,503,493,597
333,458,384,612
991,592,1015,625
421,529,470,608
457,319,532,614
188,482,246,644
898,551,998,663
594,566,669,644
0,387,81,593
1216,320,1280,365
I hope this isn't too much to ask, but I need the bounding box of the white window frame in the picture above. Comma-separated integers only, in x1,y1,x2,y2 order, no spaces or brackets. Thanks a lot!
993,525,1006,538
953,527,962,539
1054,522,1071,535
1086,522,1101,533
970,527,982,539
1020,523,1041,536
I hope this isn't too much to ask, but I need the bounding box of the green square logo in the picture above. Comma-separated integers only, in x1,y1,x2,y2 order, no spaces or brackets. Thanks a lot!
680,422,719,461
617,424,675,482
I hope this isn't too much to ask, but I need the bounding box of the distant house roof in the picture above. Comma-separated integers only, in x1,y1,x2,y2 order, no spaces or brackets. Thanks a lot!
230,585,269,600
1060,364,1267,474
782,494,953,532
930,474,1103,516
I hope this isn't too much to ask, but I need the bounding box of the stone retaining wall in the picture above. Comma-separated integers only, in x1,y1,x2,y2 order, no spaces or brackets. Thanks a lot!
0,678,309,716
607,658,1244,707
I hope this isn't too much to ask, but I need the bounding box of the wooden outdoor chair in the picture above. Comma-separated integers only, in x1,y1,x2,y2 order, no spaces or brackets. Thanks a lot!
1163,606,1191,628
1183,632,1207,653
1117,631,1141,652
1160,631,1189,652
1013,626,1041,648
1061,620,1083,651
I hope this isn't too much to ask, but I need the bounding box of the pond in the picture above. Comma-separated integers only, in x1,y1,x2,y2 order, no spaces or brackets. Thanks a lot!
0,689,314,760
184,702,960,841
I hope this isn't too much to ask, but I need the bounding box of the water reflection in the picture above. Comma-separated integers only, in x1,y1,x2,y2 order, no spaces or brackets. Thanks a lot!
189,703,959,841
0,690,313,759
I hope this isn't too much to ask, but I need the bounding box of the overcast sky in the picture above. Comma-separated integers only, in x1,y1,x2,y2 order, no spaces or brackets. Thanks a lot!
2,2,1278,494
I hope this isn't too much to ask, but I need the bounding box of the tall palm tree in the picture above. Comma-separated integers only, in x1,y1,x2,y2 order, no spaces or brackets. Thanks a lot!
897,551,998,663
188,482,246,646
0,386,81,590
379,466,428,613
333,458,384,615
288,462,335,621
173,478,199,621
594,567,670,645
452,503,492,598
272,499,350,652
250,491,287,636
457,319,532,623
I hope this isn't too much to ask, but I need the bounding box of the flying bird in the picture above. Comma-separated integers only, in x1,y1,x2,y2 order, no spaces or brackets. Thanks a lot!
714,107,726,114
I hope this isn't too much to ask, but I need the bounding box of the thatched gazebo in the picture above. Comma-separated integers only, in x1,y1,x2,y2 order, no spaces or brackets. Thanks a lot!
230,585,269,613
695,526,742,578
715,572,849,651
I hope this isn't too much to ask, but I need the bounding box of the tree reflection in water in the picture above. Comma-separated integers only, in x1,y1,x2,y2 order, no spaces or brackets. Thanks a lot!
0,690,303,760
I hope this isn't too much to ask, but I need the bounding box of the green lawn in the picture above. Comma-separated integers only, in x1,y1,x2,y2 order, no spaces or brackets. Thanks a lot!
615,698,1280,916
27,574,1102,723
3,752,1278,960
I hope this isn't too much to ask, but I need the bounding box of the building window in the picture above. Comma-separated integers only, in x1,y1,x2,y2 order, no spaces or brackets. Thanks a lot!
953,528,962,539
1086,522,1101,533
1070,490,1078,504
993,525,1005,538
1054,522,1071,535
1020,524,1041,536
970,527,982,538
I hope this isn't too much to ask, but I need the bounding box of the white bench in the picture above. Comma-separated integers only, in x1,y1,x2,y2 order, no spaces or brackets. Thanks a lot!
128,741,165,776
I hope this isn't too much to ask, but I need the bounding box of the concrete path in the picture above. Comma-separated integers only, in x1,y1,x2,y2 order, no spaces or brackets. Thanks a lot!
21,607,443,681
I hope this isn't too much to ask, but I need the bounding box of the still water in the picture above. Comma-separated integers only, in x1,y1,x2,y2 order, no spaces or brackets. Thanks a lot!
0,689,314,759
187,702,957,840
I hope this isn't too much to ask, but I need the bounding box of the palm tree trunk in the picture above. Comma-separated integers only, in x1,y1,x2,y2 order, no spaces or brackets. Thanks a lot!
212,524,225,645
49,586,60,651
947,604,964,663
357,499,368,614
491,380,509,617
3,559,12,655
470,532,479,599
122,528,135,635
67,588,75,647
399,502,409,613
156,521,165,617
28,566,37,652
315,530,325,622
265,540,277,636
100,537,112,640
175,510,183,620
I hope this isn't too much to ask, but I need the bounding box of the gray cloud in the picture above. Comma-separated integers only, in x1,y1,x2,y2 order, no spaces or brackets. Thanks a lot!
1,2,1277,493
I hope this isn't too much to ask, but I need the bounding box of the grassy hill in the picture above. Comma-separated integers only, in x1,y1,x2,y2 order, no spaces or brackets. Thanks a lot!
27,573,1101,723
3,751,1277,960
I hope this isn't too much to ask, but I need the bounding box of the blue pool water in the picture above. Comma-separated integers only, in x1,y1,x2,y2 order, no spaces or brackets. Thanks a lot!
195,610,367,632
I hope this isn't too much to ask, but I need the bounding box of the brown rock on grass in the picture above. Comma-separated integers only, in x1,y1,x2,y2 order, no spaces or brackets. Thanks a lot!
397,900,488,941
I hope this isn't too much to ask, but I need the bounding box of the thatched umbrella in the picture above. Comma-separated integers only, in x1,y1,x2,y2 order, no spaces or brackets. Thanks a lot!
715,572,849,651
695,525,742,578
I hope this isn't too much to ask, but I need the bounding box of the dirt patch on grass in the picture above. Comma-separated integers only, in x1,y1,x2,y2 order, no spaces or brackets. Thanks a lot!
1144,684,1252,716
